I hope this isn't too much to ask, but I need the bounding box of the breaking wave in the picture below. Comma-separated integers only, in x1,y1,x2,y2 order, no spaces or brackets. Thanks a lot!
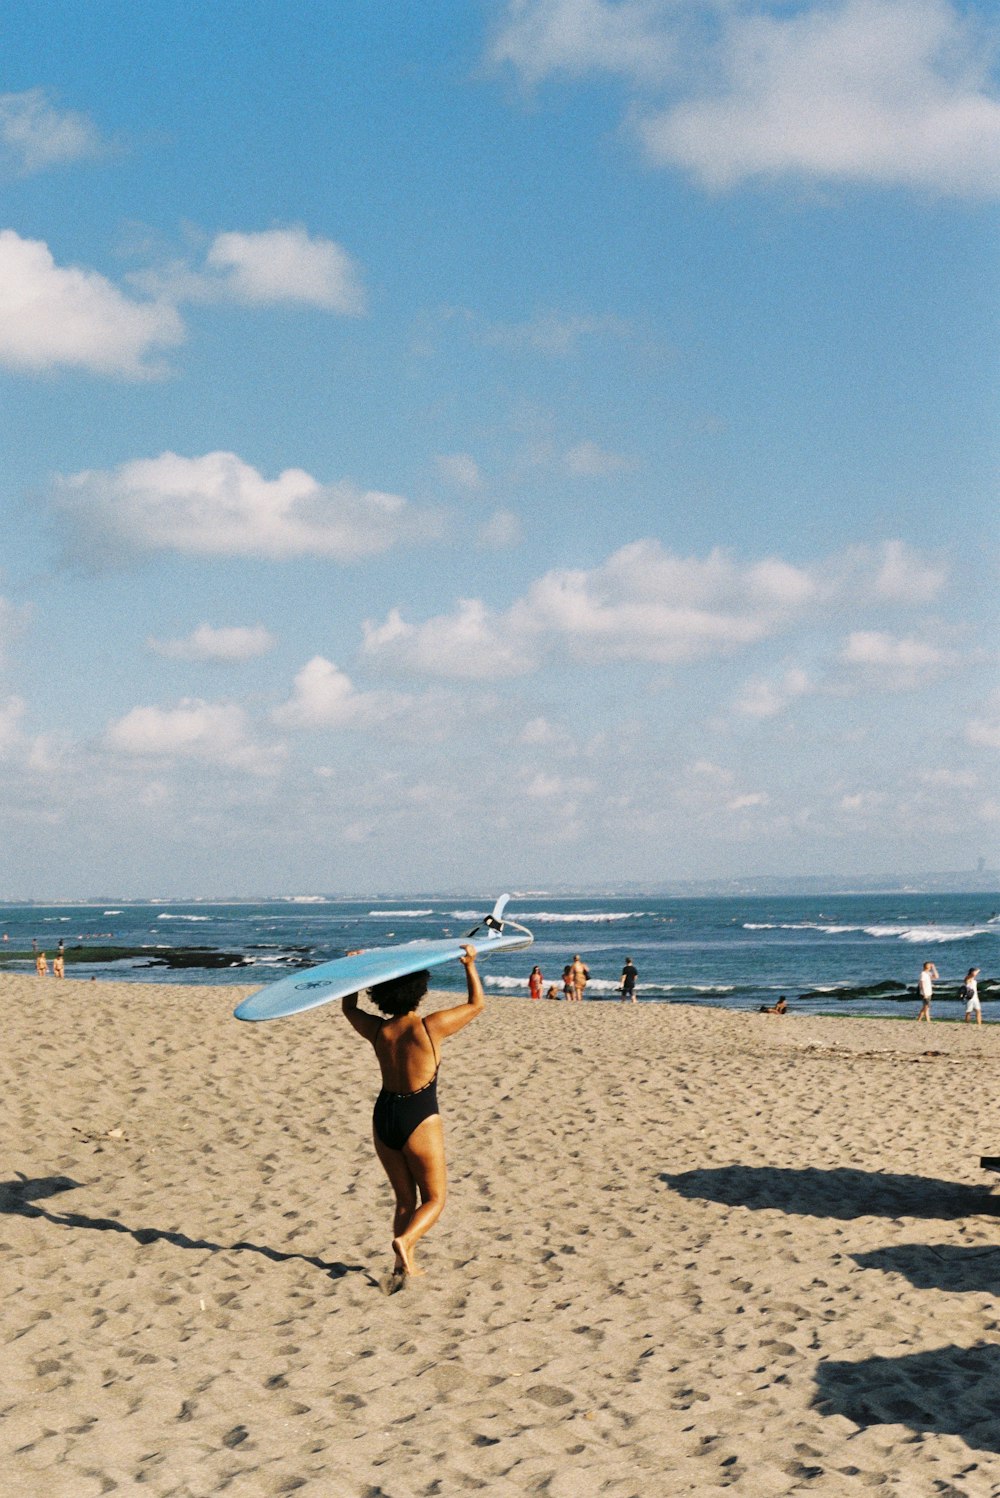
517,911,650,924
743,921,995,943
367,909,433,918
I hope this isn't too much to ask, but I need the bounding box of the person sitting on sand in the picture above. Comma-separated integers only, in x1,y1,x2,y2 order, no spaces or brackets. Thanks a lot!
342,944,484,1279
528,964,543,1001
759,996,788,1015
545,984,559,1001
917,961,939,1022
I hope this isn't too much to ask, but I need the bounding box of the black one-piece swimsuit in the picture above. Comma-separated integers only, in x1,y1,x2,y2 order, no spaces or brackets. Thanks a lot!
372,1019,440,1151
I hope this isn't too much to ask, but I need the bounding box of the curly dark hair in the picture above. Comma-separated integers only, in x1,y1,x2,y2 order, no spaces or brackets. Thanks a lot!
370,969,430,1016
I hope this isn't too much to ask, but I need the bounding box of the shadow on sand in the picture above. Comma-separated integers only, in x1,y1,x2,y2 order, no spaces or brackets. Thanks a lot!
659,1165,999,1221
851,1243,1000,1295
0,1173,369,1282
815,1344,1000,1454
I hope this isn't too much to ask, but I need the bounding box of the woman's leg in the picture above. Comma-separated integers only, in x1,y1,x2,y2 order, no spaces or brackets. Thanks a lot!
373,1126,418,1269
392,1114,447,1276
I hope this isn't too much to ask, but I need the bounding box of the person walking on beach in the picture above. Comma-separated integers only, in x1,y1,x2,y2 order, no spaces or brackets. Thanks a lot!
962,967,982,1025
342,944,484,1279
917,961,938,1021
528,965,543,1001
620,957,638,1003
570,954,589,1003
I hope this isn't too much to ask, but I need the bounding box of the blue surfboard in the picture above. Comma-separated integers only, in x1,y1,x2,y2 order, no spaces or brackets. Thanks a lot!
233,896,533,1022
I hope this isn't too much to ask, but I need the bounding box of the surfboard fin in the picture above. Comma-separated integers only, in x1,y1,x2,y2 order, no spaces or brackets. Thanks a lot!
466,894,520,940
485,893,510,932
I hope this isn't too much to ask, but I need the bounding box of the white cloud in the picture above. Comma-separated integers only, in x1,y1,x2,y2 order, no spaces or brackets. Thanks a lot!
363,540,820,678
564,440,632,477
477,508,524,548
480,309,632,356
734,667,812,718
839,629,959,687
435,453,483,490
132,227,367,314
917,768,978,788
516,541,816,664
363,599,537,679
673,758,773,825
105,698,282,774
691,759,731,780
523,770,595,799
0,230,183,376
641,0,1000,194
55,450,441,563
0,89,103,175
148,623,276,663
966,713,1000,750
727,791,769,811
205,228,366,313
493,0,1000,197
490,0,675,85
362,536,955,686
873,539,948,602
271,656,412,730
0,695,26,754
519,715,570,747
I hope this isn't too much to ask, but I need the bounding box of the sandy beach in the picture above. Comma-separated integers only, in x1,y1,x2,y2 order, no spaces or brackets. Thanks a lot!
3,972,1000,1496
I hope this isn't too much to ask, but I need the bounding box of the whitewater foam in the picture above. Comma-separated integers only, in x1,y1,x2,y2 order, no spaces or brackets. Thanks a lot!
367,909,433,918
743,920,996,943
518,911,649,924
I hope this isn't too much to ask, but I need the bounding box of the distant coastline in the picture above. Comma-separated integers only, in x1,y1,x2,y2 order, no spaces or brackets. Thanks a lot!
1,870,997,906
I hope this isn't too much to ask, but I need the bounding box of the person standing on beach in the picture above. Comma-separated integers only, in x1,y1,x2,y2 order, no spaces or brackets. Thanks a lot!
917,961,939,1021
620,957,638,1003
528,965,543,1001
570,954,589,1002
52,951,65,979
962,967,982,1025
562,964,574,1001
342,944,484,1279
35,950,48,977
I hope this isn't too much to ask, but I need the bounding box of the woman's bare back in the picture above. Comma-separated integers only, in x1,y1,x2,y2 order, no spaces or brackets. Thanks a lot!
374,1014,439,1093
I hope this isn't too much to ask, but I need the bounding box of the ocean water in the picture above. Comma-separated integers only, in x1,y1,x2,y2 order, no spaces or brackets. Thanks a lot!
1,893,997,1019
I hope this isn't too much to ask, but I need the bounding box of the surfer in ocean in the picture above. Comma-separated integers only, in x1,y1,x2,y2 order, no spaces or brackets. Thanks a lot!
342,944,484,1279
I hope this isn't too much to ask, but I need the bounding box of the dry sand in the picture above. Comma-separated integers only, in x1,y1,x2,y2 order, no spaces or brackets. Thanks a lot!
3,972,1000,1496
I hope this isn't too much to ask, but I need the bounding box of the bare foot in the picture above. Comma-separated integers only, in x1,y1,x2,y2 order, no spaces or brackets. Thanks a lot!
392,1236,426,1277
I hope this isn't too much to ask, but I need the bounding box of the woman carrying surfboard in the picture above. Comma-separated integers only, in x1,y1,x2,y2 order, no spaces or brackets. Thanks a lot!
342,944,484,1279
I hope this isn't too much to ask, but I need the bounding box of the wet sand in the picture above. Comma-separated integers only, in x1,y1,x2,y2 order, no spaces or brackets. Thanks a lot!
3,971,1000,1495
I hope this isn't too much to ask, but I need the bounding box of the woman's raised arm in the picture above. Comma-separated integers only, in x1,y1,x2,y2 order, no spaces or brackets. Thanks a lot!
342,991,382,1044
425,945,484,1043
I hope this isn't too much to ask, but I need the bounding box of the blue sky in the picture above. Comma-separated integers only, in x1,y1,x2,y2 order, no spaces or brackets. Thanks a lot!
0,0,997,897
